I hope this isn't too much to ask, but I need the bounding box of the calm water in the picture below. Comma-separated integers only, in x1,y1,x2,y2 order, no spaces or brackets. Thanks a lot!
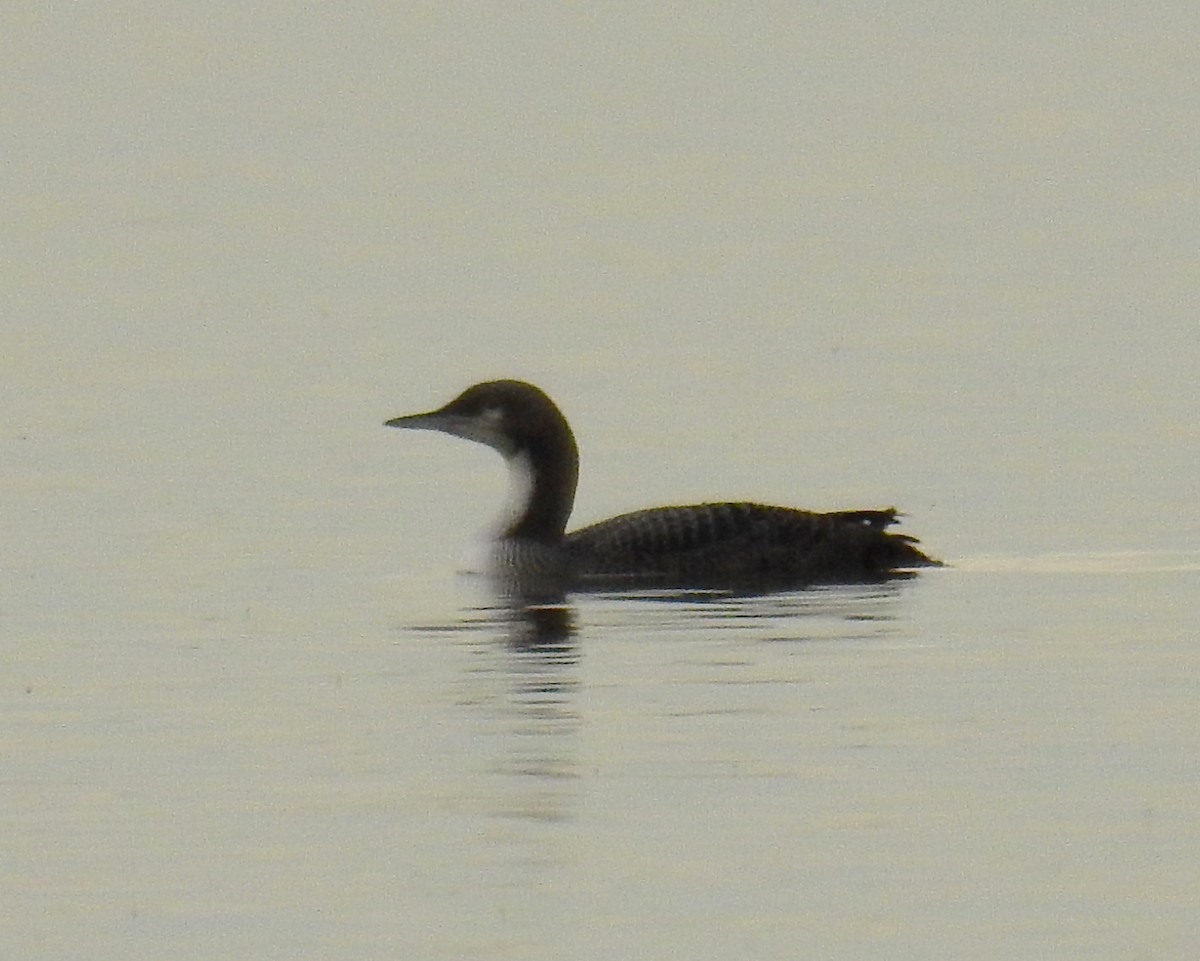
5,3,1199,959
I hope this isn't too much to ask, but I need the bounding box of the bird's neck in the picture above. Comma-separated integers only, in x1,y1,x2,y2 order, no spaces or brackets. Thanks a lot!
501,434,578,545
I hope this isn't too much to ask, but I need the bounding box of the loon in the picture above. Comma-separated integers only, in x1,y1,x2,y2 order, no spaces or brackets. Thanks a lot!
385,380,940,591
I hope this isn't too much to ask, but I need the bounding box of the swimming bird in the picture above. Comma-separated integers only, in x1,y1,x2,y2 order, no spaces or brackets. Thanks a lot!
385,380,940,592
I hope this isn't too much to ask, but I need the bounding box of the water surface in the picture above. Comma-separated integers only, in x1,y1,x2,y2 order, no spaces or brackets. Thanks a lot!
4,2,1198,959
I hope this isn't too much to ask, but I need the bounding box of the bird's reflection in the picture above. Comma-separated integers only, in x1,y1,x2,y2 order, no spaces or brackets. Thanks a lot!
410,575,922,830
428,596,582,826
499,601,577,652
